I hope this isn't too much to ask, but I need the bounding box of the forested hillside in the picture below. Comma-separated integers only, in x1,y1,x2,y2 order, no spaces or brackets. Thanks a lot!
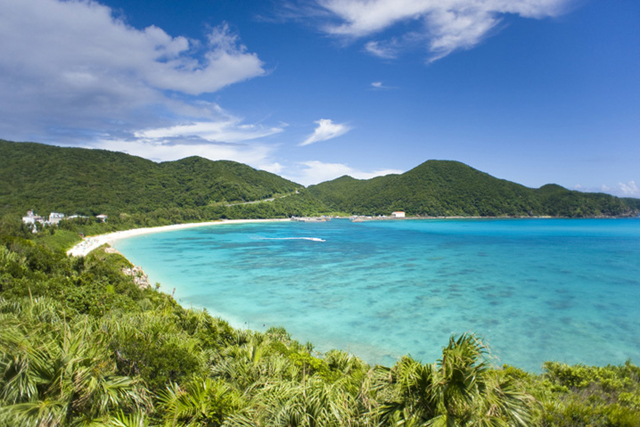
308,160,637,218
0,140,303,216
1,140,637,221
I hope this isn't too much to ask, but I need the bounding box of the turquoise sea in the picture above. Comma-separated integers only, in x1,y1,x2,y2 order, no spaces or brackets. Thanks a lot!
113,218,640,372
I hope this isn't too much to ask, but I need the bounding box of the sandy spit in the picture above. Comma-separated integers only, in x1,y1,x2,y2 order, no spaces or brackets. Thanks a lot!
66,219,292,257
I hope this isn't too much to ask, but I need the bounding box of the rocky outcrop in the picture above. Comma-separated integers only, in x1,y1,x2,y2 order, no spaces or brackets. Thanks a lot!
122,265,151,289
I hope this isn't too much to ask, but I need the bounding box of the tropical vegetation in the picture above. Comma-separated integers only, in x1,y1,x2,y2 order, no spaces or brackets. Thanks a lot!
0,218,639,426
1,139,639,425
2,140,638,226
307,161,637,218
0,139,305,218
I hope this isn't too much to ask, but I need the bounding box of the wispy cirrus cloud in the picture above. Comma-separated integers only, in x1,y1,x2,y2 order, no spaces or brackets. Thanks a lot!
300,119,352,146
134,117,285,144
364,41,398,59
301,0,574,61
0,0,279,167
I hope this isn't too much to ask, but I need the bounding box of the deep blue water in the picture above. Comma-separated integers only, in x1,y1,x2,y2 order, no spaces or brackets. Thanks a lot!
114,218,640,371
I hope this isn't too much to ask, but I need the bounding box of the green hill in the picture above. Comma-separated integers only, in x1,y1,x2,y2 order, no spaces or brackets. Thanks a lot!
308,160,637,218
1,140,637,220
0,140,303,216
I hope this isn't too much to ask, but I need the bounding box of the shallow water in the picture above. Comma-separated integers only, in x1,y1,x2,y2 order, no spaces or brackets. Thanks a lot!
114,218,640,371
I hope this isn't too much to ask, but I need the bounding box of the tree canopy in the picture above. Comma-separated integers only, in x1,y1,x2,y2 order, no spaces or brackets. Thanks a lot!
308,160,638,218
1,140,638,226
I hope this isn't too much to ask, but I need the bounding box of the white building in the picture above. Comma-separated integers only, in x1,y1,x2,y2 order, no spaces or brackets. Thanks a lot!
48,212,65,225
67,215,89,220
391,211,406,218
96,214,108,222
22,210,44,225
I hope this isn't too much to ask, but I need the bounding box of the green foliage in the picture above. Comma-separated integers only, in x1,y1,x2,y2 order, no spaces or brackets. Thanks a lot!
536,185,631,218
374,334,535,427
0,238,148,317
0,215,32,240
226,375,360,427
2,213,640,427
0,140,303,218
157,378,243,427
309,161,639,218
534,362,640,427
0,298,150,427
3,139,637,223
34,228,84,252
621,197,640,211
105,311,209,392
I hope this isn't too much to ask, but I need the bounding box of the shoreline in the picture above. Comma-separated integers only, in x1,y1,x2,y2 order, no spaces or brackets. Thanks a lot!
66,218,292,257
67,218,293,331
66,215,632,257
63,216,640,370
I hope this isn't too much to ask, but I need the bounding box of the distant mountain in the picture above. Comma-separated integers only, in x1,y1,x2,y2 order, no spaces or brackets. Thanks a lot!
308,160,638,218
0,140,302,216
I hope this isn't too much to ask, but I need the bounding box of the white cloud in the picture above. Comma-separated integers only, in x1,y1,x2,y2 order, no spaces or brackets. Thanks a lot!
93,137,277,167
0,0,264,96
144,23,266,95
370,81,396,90
134,119,284,144
0,0,273,159
618,181,640,197
259,162,285,175
311,0,572,61
365,41,398,59
575,182,640,198
300,119,352,146
284,160,403,185
92,104,285,169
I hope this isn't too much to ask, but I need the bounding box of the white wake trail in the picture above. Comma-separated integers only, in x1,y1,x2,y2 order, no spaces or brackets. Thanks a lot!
254,237,326,242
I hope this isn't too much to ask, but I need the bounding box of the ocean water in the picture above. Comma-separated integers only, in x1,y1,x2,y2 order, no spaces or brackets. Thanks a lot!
113,218,640,372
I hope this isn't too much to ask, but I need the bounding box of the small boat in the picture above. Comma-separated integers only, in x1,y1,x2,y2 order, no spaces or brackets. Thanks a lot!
291,216,330,222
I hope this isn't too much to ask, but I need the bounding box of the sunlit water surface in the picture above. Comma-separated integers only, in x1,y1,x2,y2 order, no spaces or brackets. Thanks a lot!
114,218,640,371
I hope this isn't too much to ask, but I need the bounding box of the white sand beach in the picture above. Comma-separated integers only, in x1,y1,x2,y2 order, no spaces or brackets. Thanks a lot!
66,218,291,257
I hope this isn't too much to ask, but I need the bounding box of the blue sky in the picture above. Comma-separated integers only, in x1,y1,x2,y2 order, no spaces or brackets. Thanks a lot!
1,0,638,195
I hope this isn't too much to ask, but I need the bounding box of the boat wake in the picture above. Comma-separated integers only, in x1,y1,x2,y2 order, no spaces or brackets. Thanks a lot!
254,237,326,242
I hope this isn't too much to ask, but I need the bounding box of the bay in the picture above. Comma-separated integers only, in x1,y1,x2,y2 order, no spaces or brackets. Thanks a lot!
113,218,640,372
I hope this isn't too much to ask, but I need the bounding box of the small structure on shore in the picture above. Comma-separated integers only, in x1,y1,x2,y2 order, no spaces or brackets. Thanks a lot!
391,211,406,218
67,214,89,220
22,210,44,225
48,212,65,225
291,216,330,222
21,210,106,232
22,210,65,229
